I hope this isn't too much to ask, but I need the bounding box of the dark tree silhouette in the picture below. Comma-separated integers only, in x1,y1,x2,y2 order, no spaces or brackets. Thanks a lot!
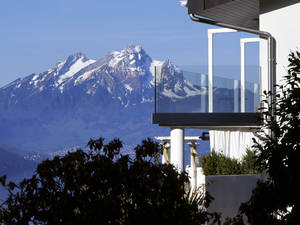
225,51,300,224
0,138,219,225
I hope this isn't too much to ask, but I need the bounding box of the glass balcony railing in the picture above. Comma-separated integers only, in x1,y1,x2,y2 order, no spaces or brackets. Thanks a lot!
154,65,261,113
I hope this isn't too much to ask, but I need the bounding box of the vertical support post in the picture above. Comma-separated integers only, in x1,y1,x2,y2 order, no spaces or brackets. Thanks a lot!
200,74,207,112
188,141,199,191
162,141,170,164
208,32,213,113
170,127,185,172
234,79,239,112
240,38,260,112
208,28,237,113
269,36,277,122
240,41,246,112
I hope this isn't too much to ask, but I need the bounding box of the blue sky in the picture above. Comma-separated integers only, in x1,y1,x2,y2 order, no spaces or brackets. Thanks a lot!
0,0,259,87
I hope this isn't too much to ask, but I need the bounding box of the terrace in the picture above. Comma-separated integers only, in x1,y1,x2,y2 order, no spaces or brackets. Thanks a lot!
152,29,263,129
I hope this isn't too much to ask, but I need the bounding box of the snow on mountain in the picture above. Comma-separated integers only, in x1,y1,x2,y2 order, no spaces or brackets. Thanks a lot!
0,45,207,153
0,45,202,110
56,55,95,90
27,52,95,93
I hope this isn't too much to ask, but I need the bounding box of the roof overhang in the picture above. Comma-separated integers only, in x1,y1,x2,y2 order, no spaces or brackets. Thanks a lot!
188,0,259,30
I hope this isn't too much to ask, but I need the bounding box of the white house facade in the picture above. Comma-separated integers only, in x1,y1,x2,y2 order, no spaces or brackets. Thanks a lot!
153,0,300,222
260,1,300,88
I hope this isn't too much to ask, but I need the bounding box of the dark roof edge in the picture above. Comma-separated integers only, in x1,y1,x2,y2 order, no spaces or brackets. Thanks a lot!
188,0,234,14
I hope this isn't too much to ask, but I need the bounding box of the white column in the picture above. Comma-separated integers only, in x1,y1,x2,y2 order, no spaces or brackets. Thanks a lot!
240,41,246,112
170,127,185,172
208,28,237,113
240,38,260,112
187,141,199,191
208,32,213,113
234,79,239,112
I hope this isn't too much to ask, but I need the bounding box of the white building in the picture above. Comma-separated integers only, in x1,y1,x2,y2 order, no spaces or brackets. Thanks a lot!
153,0,300,221
153,0,300,172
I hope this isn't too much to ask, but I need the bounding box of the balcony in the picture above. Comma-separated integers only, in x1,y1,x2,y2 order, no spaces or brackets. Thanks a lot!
152,65,262,128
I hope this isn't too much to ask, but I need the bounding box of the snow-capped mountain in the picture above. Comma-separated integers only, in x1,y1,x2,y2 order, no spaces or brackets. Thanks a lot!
0,45,205,153
0,45,200,114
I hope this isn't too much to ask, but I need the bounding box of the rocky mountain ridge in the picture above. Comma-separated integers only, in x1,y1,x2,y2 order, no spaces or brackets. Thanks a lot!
0,45,201,114
0,45,201,153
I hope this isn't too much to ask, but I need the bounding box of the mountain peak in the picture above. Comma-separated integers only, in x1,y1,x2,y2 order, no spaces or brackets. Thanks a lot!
105,45,152,70
119,44,148,59
65,52,87,63
0,45,189,104
124,44,143,53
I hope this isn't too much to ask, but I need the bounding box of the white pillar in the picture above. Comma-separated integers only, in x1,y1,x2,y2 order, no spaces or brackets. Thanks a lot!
170,127,185,172
208,32,214,113
208,28,237,113
241,41,246,112
187,141,199,191
197,167,206,189
240,38,260,112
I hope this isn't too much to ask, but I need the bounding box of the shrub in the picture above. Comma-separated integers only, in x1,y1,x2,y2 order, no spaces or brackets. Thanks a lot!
241,149,260,174
0,137,220,225
217,154,241,175
200,150,260,176
199,150,219,175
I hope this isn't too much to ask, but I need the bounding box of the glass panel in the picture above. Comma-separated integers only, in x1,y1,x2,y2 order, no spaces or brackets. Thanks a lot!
155,65,260,113
245,53,260,112
213,66,240,113
244,42,260,112
155,66,208,113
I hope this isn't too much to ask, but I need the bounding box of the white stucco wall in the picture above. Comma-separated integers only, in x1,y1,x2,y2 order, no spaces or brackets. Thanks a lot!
260,2,300,91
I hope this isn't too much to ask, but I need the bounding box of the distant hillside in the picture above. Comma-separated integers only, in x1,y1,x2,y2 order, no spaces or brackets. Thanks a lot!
0,145,37,176
0,45,191,152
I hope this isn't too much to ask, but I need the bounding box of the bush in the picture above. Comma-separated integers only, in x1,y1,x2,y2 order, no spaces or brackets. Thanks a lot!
199,151,220,175
0,137,220,225
241,149,260,174
200,150,260,176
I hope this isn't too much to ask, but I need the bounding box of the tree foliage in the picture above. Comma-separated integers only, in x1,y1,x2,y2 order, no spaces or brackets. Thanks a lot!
0,138,219,225
225,51,300,224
